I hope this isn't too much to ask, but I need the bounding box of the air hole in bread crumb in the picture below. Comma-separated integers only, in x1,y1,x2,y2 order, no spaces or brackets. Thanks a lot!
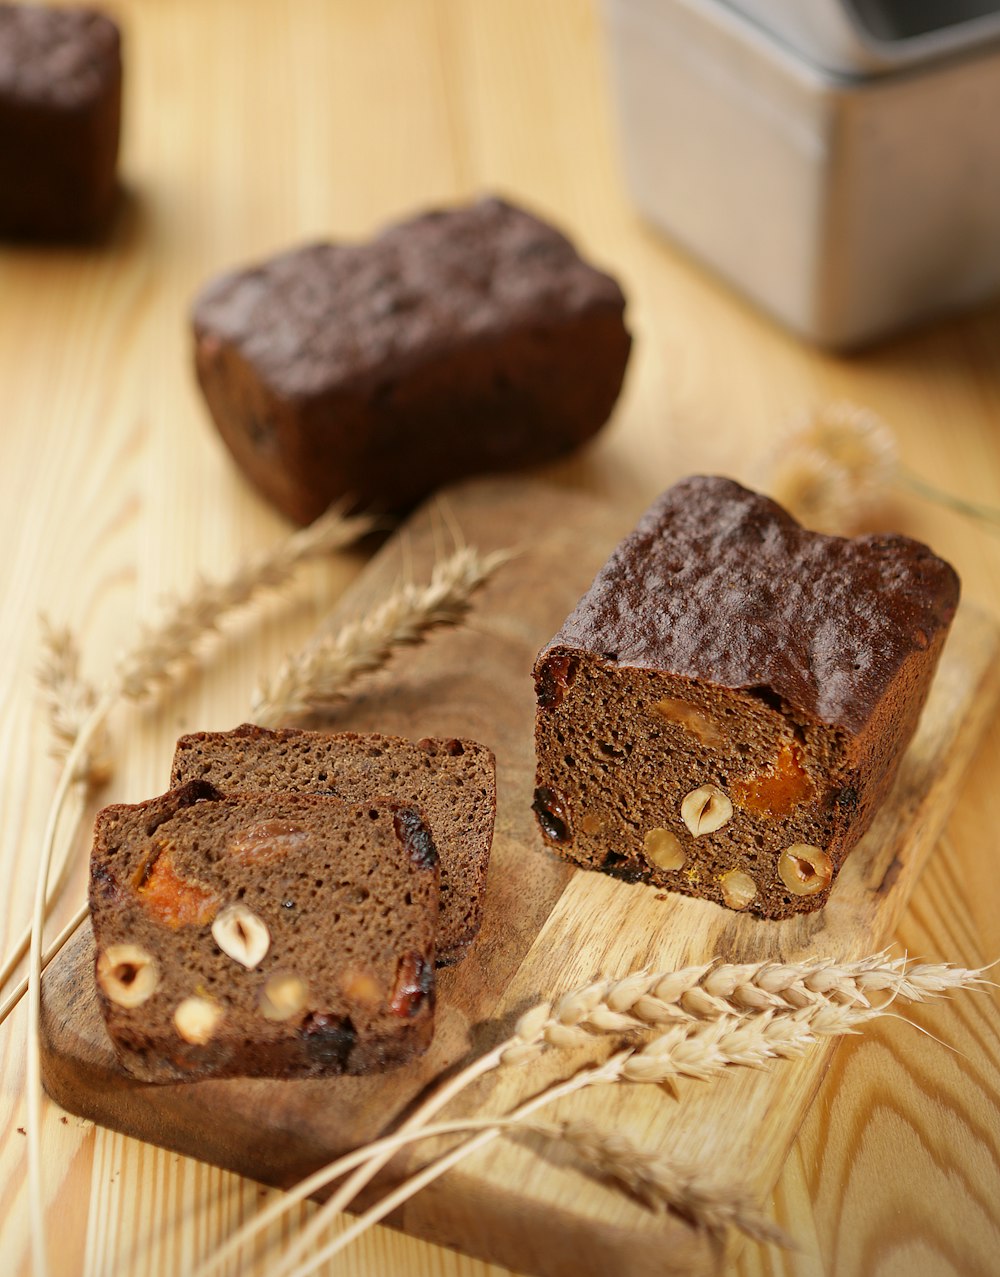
368,809,379,820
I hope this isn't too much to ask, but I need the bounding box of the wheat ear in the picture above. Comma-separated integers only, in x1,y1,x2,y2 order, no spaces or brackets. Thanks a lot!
289,976,975,1277
116,504,375,698
206,954,983,1277
24,505,373,1277
36,617,111,786
196,1111,784,1277
521,952,987,1040
0,623,114,1001
3,619,108,998
251,545,512,725
532,1118,790,1244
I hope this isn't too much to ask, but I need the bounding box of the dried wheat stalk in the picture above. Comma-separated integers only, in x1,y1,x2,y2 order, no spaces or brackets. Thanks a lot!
117,503,375,699
0,626,112,999
203,954,983,1277
251,545,511,725
36,617,111,786
538,1118,789,1244
24,503,374,1277
286,961,985,1277
763,400,1000,536
196,1110,784,1277
498,951,982,1057
0,903,88,1028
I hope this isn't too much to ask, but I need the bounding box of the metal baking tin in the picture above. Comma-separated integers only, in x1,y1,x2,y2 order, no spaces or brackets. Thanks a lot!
726,0,1000,76
602,0,1000,347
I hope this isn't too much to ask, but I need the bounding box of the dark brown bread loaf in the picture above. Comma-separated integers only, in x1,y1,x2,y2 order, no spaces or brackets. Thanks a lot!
532,476,960,919
89,781,439,1082
191,196,631,524
170,725,495,966
0,3,121,239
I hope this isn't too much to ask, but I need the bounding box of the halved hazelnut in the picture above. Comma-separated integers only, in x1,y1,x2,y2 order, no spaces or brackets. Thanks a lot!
174,995,222,1044
720,870,758,911
259,973,308,1022
339,968,382,1007
643,828,685,871
97,944,159,1008
680,785,733,837
212,904,270,969
778,844,833,896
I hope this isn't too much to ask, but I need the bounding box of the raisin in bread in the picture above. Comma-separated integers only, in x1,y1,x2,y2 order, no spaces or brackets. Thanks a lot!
171,725,495,965
90,781,439,1082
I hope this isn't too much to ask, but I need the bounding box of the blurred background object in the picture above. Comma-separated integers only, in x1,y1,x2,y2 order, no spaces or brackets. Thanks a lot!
729,0,1000,74
602,0,1000,347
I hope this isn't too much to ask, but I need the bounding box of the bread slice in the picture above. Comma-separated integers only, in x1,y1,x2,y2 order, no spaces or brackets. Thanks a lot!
89,780,439,1082
171,725,495,965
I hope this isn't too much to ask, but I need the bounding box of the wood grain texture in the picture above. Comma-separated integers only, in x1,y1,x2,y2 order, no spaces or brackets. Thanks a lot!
2,1,1000,1275
38,478,1000,1277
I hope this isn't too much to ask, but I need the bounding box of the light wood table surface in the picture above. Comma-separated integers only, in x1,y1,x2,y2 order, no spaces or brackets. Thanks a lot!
2,3,999,1275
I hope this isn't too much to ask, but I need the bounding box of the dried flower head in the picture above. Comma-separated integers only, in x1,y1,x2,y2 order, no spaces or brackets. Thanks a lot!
763,402,899,534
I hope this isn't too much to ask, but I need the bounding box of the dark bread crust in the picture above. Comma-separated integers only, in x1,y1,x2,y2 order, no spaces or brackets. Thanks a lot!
170,725,496,965
0,4,121,238
533,476,960,919
89,783,439,1082
191,196,631,523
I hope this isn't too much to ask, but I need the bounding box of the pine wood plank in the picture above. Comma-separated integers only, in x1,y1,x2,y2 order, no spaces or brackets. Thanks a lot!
38,477,1000,1277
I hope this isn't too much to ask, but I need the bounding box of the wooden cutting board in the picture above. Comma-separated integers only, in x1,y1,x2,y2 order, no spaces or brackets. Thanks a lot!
39,476,1000,1277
